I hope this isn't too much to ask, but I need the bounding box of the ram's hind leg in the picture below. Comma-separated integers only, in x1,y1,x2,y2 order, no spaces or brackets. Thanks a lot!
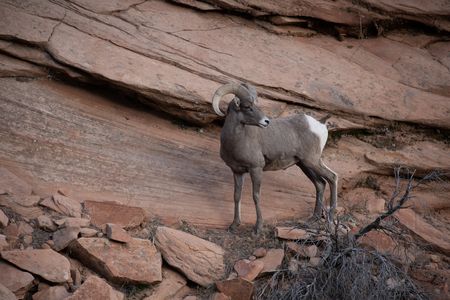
307,159,338,222
229,172,244,232
297,162,326,223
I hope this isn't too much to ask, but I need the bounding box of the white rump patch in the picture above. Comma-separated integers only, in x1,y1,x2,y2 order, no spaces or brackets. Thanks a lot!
306,115,328,152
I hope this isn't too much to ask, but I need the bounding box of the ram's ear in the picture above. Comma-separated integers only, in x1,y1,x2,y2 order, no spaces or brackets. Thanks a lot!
233,97,240,109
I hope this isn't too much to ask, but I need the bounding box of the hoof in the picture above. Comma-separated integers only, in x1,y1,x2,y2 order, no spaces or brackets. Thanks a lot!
253,225,263,235
228,223,240,233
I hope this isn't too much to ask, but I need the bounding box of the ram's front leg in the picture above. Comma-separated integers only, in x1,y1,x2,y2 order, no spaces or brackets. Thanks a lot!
229,172,244,232
250,168,263,234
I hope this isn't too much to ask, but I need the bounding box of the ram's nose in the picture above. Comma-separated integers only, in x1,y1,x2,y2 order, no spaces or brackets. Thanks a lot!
259,117,270,128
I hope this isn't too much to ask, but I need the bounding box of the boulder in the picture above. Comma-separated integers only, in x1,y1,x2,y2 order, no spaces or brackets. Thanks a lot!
0,283,16,300
106,223,131,243
256,249,284,274
79,228,98,238
32,285,71,300
358,230,397,254
4,223,19,244
57,218,90,228
395,208,450,256
0,260,34,299
1,249,71,283
275,227,309,240
143,268,187,300
65,276,124,300
155,226,225,287
216,278,253,300
0,209,8,228
286,243,318,258
0,234,8,250
36,215,57,231
83,201,145,229
210,292,231,300
17,221,33,236
233,259,264,281
253,248,267,258
52,226,80,251
0,194,44,221
17,195,41,208
69,237,162,285
309,257,321,267
40,194,82,218
70,268,82,288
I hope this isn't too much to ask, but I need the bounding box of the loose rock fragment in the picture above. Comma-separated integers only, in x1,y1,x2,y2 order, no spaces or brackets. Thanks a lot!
65,276,124,300
1,249,71,283
69,237,162,285
106,223,131,243
155,226,225,287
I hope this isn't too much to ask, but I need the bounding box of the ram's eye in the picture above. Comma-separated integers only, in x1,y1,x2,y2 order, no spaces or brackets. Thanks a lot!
244,106,252,111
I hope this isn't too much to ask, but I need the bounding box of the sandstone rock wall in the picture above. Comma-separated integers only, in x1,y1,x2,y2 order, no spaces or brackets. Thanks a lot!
0,0,449,230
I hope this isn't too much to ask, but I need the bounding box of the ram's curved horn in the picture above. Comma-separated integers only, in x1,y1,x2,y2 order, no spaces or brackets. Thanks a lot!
211,83,253,116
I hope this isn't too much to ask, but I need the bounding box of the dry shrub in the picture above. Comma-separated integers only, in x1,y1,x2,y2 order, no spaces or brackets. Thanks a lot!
255,245,425,300
256,168,440,300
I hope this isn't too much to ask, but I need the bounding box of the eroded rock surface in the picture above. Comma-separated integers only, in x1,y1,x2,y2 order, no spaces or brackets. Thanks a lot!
0,260,34,299
1,249,71,283
69,237,162,285
66,275,125,300
0,0,449,128
155,226,226,287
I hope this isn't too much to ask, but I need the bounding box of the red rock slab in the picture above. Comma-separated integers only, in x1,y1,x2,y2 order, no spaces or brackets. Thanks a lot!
37,215,56,231
84,201,145,229
253,248,267,258
276,227,309,240
32,285,71,300
0,283,16,300
69,237,162,285
56,218,90,228
0,235,8,250
365,141,450,177
0,53,47,78
79,228,97,238
286,243,318,258
0,4,58,45
395,209,450,256
0,260,34,299
256,249,284,274
69,0,144,14
40,194,82,218
216,278,253,300
65,275,124,300
155,226,225,287
233,259,264,281
52,226,80,251
143,268,187,300
0,209,8,228
1,249,71,283
106,223,131,243
210,292,231,300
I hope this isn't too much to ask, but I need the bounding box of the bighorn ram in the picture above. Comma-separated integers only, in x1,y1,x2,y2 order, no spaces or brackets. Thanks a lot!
212,82,338,234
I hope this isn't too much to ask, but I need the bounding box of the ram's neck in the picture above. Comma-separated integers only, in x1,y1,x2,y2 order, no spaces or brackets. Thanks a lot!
222,111,244,142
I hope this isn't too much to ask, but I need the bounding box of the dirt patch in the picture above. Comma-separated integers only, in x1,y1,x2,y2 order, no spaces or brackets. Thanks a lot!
31,227,52,249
